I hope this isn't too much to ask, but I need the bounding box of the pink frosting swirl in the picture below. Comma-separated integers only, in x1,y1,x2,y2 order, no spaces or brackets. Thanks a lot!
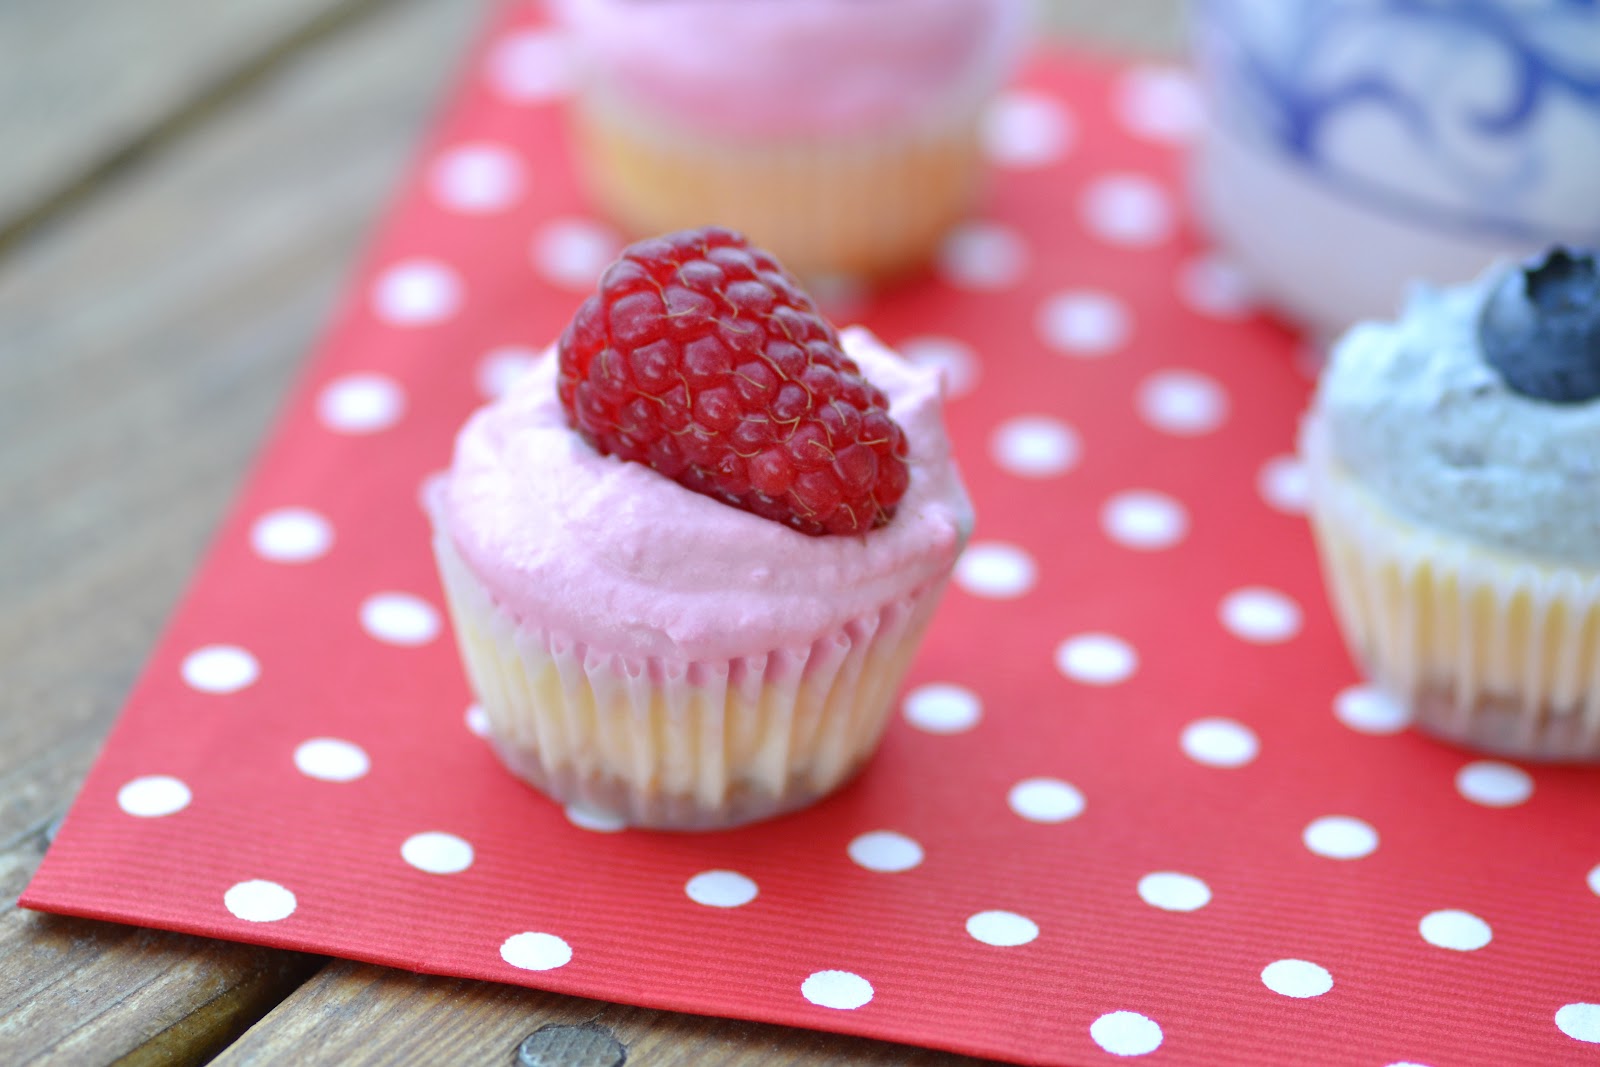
440,328,974,662
554,0,1029,137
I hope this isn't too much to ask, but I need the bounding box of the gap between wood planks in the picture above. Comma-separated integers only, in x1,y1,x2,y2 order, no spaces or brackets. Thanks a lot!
0,0,403,257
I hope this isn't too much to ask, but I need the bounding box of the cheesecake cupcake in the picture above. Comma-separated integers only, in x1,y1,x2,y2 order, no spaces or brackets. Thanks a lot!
1302,247,1600,761
429,227,974,828
553,0,1027,283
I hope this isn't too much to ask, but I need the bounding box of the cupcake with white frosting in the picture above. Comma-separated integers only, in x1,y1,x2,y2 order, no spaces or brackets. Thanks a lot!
553,0,1027,282
1302,247,1600,761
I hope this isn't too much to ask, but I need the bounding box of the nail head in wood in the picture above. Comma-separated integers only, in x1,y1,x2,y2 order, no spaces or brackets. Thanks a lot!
516,1022,627,1067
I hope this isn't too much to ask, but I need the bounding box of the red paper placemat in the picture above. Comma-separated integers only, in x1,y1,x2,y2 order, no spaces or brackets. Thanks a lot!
24,5,1600,1065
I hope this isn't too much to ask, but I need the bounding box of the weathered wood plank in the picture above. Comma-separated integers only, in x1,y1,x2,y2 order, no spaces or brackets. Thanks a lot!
212,961,1001,1067
0,0,395,244
0,0,491,1062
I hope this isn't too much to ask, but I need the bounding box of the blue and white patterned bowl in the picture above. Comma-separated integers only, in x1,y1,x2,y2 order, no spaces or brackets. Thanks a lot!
1189,0,1600,335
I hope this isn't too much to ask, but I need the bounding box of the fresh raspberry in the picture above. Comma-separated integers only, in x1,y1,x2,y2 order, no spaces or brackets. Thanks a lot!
558,227,911,536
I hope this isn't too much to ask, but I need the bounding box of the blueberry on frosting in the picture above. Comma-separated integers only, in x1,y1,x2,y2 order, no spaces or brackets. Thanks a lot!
1479,247,1600,404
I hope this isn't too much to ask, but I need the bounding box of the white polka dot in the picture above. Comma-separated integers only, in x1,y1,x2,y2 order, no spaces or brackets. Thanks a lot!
465,704,492,738
1082,173,1174,247
1178,253,1258,319
1055,634,1138,686
1557,1002,1600,1043
1008,777,1085,823
360,592,441,647
1137,872,1212,912
848,831,925,873
1333,685,1412,735
954,542,1037,599
372,259,462,327
476,345,540,400
501,931,572,971
802,970,873,1010
1090,1011,1164,1057
1456,761,1534,807
1261,958,1333,998
117,775,191,818
1303,815,1379,860
250,507,334,565
685,869,758,908
1137,370,1228,436
564,803,627,833
532,217,621,290
1036,289,1130,356
317,373,405,435
487,28,570,103
966,910,1039,947
903,683,982,734
1419,909,1492,951
429,143,524,215
1587,863,1600,897
983,90,1074,168
1258,455,1310,515
181,645,259,694
1181,717,1259,768
1115,65,1204,143
293,738,370,783
224,879,296,923
401,831,474,875
1102,491,1188,551
937,222,1028,291
900,335,980,398
1220,587,1302,644
991,416,1080,478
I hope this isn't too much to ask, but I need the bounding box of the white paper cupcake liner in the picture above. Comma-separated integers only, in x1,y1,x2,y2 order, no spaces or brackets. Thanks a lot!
431,520,949,829
1303,414,1600,761
568,83,987,283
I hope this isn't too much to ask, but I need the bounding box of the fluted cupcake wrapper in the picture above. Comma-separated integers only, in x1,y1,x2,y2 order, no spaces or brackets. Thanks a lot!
431,519,949,829
568,83,986,283
1303,414,1600,762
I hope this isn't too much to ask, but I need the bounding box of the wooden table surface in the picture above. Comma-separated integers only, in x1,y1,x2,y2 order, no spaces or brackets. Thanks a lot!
0,2,1181,1063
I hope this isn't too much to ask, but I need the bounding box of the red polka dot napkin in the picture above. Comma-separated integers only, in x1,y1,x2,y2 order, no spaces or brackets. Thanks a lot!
24,5,1600,1065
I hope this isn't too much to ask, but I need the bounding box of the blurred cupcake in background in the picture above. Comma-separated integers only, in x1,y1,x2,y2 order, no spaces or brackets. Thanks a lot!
554,0,1028,284
1301,247,1600,762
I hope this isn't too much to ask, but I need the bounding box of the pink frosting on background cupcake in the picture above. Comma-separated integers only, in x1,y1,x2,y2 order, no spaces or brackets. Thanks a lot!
554,0,1030,137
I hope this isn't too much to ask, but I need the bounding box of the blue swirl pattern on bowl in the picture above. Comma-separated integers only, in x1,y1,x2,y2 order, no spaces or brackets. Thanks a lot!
1193,0,1600,243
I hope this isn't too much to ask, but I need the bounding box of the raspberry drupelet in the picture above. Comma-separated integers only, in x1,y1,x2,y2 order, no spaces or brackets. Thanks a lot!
557,227,911,536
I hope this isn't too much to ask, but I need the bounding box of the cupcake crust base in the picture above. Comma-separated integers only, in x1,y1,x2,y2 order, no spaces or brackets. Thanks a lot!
570,89,983,283
1412,686,1600,762
493,738,871,830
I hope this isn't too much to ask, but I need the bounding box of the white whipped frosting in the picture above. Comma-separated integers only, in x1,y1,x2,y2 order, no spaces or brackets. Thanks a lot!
1310,265,1600,565
441,327,974,661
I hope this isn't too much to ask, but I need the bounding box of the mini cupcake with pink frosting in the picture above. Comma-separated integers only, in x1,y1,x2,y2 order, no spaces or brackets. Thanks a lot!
554,0,1028,282
429,228,973,829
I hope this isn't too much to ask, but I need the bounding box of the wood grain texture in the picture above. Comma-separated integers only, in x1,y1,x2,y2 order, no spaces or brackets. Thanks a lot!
1,1,1182,1063
212,961,1002,1067
0,0,397,244
0,0,489,1062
